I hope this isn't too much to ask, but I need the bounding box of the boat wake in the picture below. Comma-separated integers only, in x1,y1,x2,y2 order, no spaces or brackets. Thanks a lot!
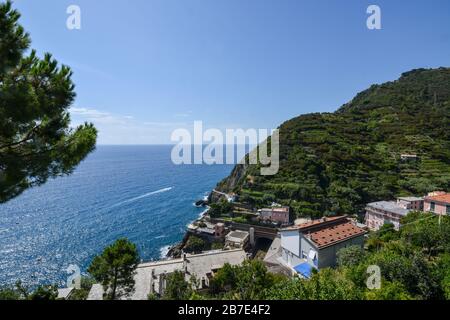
108,187,173,209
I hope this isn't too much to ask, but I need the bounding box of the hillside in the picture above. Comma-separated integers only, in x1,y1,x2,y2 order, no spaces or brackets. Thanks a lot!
215,68,450,218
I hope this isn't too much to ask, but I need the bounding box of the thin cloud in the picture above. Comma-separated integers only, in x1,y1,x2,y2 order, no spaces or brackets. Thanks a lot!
69,107,187,144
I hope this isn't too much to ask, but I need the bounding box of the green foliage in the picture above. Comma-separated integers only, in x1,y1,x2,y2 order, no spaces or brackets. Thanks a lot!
435,253,450,299
29,285,58,300
209,260,283,300
209,199,233,218
216,68,450,218
0,287,21,300
184,235,207,253
265,269,360,300
377,223,400,242
162,271,192,300
147,213,450,301
401,214,450,256
337,245,366,267
0,1,97,203
69,276,95,300
0,281,58,300
211,242,224,250
365,281,413,300
87,238,140,300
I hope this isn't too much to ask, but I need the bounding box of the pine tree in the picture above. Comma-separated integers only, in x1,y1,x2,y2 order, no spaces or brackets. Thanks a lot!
0,1,97,203
88,238,140,300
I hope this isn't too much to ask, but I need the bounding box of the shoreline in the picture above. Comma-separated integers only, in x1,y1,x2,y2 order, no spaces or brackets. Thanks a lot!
163,197,211,259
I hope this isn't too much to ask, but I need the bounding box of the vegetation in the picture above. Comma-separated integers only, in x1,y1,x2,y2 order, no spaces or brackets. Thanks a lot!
0,1,97,203
183,235,208,253
337,245,366,268
5,213,448,301
162,271,193,300
183,235,224,253
0,281,58,300
209,199,233,218
216,68,450,217
68,276,95,300
164,214,450,300
208,260,284,300
87,238,140,300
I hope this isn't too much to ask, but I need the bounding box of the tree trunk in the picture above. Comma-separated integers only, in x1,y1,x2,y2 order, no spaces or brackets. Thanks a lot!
111,269,118,300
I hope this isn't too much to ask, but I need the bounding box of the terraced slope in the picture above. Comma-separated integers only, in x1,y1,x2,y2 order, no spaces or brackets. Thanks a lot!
215,68,450,218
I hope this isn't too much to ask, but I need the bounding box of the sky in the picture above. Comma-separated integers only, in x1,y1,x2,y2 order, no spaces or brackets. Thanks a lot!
13,0,450,144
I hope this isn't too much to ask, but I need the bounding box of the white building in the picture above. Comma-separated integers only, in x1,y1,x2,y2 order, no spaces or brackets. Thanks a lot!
87,249,247,300
279,216,366,278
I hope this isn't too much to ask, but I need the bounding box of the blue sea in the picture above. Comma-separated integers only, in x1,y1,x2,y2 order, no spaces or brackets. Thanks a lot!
0,145,233,287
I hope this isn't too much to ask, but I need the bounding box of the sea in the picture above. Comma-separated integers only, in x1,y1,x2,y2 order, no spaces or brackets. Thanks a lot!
0,145,233,287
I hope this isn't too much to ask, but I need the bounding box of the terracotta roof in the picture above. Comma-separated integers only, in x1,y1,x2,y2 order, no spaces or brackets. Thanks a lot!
282,216,346,231
282,216,367,249
425,193,450,204
307,221,367,249
272,207,290,213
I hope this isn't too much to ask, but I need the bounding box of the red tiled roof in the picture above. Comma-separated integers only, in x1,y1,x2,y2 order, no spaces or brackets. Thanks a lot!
307,221,367,248
282,216,367,249
425,193,450,204
283,216,346,231
272,207,289,213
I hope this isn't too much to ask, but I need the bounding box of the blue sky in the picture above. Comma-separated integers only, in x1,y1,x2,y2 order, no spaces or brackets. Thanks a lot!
13,0,450,144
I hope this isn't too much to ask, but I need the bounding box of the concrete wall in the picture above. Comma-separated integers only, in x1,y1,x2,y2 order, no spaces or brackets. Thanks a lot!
281,230,299,255
365,209,401,231
424,201,449,215
281,248,303,267
299,236,318,268
280,230,302,268
317,235,365,269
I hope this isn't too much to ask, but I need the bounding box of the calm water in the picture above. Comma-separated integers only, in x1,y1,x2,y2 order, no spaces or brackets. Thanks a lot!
0,145,233,287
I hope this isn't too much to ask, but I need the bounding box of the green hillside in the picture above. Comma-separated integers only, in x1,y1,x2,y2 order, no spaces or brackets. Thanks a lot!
216,68,450,218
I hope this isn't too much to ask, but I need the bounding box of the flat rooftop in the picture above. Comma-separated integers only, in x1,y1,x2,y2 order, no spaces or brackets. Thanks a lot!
226,230,249,240
397,196,423,202
367,201,410,216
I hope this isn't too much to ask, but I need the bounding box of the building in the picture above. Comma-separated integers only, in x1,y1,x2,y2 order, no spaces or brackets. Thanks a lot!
279,216,366,278
187,221,226,241
87,284,104,300
396,196,424,211
424,192,450,215
214,223,226,237
400,154,419,161
87,249,247,300
258,206,290,226
225,230,249,249
57,287,74,300
365,200,411,231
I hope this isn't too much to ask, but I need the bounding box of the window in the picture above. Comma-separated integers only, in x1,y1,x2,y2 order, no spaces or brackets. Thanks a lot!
301,251,307,260
447,205,450,215
430,202,436,212
313,256,318,267
309,251,318,267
